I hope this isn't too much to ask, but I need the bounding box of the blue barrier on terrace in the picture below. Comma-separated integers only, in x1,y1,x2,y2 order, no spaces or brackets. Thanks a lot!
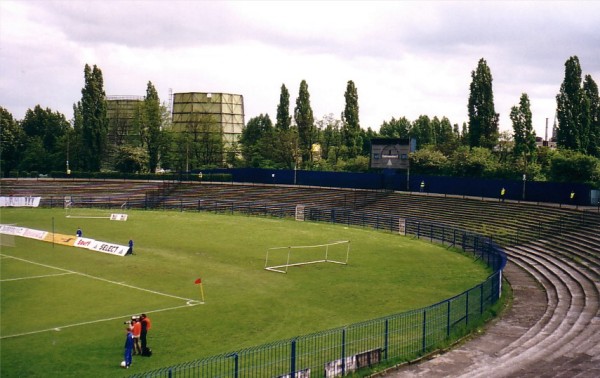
197,168,594,206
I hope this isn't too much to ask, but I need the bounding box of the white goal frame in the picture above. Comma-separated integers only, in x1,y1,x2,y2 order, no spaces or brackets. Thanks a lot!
64,196,128,220
264,240,350,274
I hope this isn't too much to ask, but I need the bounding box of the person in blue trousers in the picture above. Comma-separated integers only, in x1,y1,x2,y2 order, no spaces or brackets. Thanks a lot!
123,326,134,368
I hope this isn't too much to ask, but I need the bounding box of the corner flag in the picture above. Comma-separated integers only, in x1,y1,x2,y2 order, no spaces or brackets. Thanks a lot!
194,278,204,302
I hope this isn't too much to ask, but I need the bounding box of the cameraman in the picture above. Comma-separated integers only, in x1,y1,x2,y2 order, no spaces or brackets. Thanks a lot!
140,313,152,354
130,316,142,355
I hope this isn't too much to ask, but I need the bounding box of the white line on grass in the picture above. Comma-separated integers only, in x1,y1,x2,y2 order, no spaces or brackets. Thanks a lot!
0,253,204,339
1,302,202,339
1,272,75,282
0,253,195,302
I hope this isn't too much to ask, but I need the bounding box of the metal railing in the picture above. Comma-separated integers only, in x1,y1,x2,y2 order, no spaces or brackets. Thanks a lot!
117,201,506,378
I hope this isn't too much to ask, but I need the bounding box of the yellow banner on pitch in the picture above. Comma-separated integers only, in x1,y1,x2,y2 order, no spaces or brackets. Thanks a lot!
43,233,77,247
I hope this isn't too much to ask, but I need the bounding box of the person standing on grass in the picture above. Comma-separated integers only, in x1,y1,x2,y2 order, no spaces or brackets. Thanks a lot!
131,317,142,355
127,239,134,255
140,313,151,353
500,187,506,202
123,326,134,368
76,227,82,237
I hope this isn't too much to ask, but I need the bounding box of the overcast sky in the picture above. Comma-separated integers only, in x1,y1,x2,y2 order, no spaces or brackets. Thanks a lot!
1,0,599,139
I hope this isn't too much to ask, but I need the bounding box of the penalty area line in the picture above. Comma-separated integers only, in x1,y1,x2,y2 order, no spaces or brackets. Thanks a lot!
0,302,203,340
0,272,75,282
0,253,196,303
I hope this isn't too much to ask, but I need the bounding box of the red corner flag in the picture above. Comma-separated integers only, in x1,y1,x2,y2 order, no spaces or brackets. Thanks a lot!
194,278,202,284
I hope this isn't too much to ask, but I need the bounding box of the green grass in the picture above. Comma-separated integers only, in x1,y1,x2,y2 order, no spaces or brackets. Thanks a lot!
0,208,490,377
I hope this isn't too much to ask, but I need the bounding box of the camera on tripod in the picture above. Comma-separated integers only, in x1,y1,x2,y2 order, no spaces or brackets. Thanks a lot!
123,315,140,325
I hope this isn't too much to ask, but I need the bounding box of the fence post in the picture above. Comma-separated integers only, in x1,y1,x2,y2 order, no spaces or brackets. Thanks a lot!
447,300,451,337
384,319,389,360
234,352,239,378
290,339,297,378
465,290,470,325
480,284,484,314
442,226,445,246
422,310,427,354
341,328,346,376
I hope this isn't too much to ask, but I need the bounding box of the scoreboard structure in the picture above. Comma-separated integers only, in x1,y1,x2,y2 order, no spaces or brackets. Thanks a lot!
369,138,414,170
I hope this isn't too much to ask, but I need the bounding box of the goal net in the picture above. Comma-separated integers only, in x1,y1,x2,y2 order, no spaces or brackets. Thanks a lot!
265,240,350,273
64,196,128,221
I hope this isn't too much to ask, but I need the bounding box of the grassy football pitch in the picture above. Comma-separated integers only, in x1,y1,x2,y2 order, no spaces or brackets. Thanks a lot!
0,208,490,377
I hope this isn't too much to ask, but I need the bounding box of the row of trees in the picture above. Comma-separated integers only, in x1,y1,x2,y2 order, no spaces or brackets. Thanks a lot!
1,57,599,185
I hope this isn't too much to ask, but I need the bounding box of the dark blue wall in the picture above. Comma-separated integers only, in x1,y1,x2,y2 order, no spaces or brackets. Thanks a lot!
197,168,594,206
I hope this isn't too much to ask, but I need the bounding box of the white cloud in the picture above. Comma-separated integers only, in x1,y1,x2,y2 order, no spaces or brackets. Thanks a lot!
1,0,599,140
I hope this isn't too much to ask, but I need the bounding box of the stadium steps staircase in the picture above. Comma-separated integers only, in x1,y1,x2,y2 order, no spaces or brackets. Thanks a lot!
449,233,600,377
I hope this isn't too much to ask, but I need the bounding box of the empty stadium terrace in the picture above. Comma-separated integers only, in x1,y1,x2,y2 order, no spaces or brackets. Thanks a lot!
2,178,599,377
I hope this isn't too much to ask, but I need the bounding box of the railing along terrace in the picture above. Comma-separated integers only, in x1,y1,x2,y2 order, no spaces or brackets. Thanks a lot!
114,198,504,377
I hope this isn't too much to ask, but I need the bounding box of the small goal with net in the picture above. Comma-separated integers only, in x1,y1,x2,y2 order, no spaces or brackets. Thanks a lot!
64,196,128,221
264,240,350,273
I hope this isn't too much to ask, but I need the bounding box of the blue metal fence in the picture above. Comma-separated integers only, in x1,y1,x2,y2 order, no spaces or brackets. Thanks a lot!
128,205,505,378
195,168,595,206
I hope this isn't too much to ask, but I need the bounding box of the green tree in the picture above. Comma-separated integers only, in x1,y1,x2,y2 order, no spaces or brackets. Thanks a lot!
360,127,378,156
114,145,148,173
549,149,600,184
412,115,434,146
448,146,499,178
20,105,70,172
294,80,315,167
240,114,274,167
193,115,223,168
18,137,48,173
409,146,448,175
583,74,600,157
141,81,163,173
468,58,499,149
21,105,69,153
556,56,589,152
460,122,469,145
379,117,411,138
80,64,108,171
341,80,361,158
510,93,537,163
0,107,25,177
275,84,291,131
69,102,84,172
318,114,342,164
437,117,458,155
273,84,297,169
274,127,299,169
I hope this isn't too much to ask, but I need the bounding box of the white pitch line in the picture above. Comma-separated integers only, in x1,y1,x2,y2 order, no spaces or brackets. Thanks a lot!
0,302,203,339
1,272,75,282
0,253,196,302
